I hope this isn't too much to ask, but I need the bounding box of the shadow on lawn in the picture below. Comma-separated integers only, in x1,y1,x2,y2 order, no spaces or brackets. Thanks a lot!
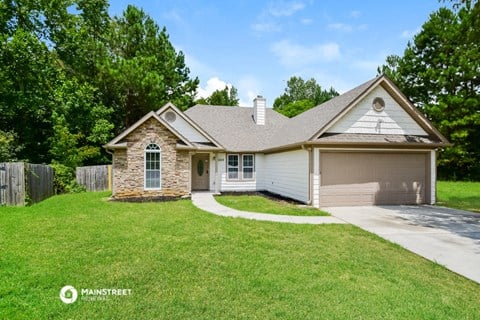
437,196,480,213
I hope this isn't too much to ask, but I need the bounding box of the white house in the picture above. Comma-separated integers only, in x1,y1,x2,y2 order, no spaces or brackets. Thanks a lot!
104,75,450,207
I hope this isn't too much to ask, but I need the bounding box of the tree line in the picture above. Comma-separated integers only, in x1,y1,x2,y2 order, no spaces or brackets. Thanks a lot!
0,0,337,170
0,1,197,171
379,0,479,179
0,0,478,183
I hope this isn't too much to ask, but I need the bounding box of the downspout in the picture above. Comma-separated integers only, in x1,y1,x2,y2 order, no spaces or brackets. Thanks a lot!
302,144,313,205
189,151,195,194
104,148,114,194
214,152,219,194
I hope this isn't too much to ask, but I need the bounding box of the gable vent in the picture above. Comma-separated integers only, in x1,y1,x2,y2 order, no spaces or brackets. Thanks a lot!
164,111,176,123
372,97,385,112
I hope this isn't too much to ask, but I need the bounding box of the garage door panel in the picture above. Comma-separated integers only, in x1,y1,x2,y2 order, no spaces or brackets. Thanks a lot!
320,194,376,207
320,183,377,207
320,152,426,206
375,190,423,205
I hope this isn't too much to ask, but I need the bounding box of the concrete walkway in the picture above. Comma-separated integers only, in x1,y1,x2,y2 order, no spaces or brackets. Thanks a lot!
191,192,346,225
325,205,480,284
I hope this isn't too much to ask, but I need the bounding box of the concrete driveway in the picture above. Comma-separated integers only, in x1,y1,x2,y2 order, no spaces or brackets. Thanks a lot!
324,205,480,284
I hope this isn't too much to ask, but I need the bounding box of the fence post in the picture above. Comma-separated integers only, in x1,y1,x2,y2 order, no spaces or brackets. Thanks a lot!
0,163,6,206
0,162,53,206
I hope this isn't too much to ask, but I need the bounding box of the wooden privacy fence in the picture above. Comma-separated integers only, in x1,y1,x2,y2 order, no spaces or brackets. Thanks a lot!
76,165,112,192
0,162,54,206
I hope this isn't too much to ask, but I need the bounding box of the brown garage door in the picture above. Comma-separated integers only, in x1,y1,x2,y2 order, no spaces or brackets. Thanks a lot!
320,152,426,206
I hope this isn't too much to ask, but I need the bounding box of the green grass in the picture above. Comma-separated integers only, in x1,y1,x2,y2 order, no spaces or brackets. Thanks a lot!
437,181,480,212
215,194,329,216
1,192,480,319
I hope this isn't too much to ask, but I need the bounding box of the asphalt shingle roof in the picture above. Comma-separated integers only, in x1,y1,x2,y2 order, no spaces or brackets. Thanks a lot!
186,76,380,151
106,75,448,152
185,105,289,152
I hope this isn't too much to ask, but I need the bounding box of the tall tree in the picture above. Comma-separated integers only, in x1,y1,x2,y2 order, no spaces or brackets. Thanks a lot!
0,0,44,36
379,2,480,179
49,0,110,81
100,5,199,129
0,28,58,163
0,130,21,162
50,76,113,167
195,85,239,106
0,1,199,171
273,76,338,117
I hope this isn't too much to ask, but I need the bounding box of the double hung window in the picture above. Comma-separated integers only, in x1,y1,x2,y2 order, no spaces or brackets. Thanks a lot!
145,144,161,189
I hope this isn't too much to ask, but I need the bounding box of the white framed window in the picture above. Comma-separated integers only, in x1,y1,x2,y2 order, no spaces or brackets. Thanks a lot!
226,154,255,181
242,154,254,180
145,144,161,189
227,154,239,180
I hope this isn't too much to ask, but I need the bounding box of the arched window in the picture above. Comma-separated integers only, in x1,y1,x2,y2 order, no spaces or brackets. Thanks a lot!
145,144,161,189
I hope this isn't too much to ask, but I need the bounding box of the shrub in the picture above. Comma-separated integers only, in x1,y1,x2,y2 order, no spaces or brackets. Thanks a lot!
50,163,86,194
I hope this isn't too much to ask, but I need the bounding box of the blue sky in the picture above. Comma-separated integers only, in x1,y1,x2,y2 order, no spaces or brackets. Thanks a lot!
108,1,444,107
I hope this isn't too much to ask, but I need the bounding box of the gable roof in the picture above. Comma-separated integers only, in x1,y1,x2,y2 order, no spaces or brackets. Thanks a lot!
105,75,450,153
267,76,379,149
185,105,289,152
265,75,449,151
103,111,202,149
104,111,194,149
104,102,225,151
156,102,223,148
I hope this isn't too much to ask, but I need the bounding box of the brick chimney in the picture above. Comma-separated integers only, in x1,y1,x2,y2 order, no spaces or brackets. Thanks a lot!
253,95,266,125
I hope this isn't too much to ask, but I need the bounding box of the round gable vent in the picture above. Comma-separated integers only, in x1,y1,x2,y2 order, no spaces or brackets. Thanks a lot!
372,97,385,112
164,111,176,123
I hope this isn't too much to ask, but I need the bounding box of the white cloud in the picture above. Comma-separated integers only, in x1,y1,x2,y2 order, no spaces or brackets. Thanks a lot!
182,51,215,77
300,18,313,25
352,59,383,71
196,76,262,107
268,1,306,17
237,75,262,107
327,22,368,32
358,24,368,31
401,28,420,39
349,10,361,18
252,21,281,33
252,1,308,34
196,77,232,99
271,40,341,67
328,23,353,32
350,51,390,74
162,10,184,25
311,71,352,94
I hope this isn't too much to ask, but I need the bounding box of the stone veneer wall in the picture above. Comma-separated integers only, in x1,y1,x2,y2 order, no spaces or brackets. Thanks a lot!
112,117,190,198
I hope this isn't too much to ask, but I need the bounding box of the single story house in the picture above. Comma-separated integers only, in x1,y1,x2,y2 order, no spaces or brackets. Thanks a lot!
104,75,450,207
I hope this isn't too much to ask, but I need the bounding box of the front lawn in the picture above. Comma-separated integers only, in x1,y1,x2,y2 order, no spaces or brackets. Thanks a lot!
1,192,479,319
437,181,480,212
215,194,329,216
